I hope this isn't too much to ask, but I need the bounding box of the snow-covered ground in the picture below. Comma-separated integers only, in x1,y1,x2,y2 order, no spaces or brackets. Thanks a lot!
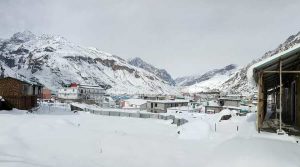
0,104,300,167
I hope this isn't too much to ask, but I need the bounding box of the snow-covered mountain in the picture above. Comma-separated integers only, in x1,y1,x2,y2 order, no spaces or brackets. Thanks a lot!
220,31,300,95
128,57,175,86
0,31,177,94
177,31,300,95
176,64,237,86
176,64,237,93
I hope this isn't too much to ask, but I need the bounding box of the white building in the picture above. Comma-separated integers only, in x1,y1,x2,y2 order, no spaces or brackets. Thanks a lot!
58,87,79,101
58,84,106,103
121,99,147,110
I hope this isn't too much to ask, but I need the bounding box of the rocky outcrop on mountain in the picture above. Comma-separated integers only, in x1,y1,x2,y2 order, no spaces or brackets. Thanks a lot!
128,57,175,85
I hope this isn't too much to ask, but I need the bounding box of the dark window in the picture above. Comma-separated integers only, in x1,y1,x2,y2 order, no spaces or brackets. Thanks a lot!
155,103,157,107
220,100,224,106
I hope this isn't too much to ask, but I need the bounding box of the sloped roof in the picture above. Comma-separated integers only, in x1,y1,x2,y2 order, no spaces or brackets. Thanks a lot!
1,77,43,87
252,44,300,85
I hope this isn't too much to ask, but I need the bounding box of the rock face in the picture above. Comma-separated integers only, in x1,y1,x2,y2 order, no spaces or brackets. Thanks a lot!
220,31,300,95
0,31,177,94
128,57,176,86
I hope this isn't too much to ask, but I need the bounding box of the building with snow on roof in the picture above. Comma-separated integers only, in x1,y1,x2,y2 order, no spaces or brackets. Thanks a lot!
120,98,147,110
204,95,242,114
58,83,106,104
147,99,189,113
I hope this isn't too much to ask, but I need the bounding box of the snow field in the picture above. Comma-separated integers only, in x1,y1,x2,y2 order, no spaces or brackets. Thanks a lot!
0,106,299,167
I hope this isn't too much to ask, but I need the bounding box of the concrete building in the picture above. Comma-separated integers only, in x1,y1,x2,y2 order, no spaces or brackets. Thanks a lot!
204,105,223,114
96,95,116,108
58,83,106,103
120,98,147,110
204,96,242,114
219,97,241,107
58,86,79,102
78,84,106,101
147,100,189,113
141,94,167,100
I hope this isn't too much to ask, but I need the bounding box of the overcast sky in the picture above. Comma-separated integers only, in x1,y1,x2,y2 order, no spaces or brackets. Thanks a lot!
1,0,300,77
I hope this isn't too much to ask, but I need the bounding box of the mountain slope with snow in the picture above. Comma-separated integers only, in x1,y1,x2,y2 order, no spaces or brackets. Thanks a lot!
0,31,177,94
128,57,175,86
176,64,237,93
179,31,300,95
220,31,300,95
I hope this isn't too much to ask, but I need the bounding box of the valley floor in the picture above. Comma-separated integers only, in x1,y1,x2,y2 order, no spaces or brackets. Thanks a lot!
0,104,300,167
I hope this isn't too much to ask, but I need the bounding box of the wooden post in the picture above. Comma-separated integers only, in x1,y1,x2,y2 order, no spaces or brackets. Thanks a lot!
279,60,283,133
257,72,264,132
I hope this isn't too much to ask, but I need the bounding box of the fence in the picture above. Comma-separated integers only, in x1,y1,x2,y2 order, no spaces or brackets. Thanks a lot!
71,104,188,126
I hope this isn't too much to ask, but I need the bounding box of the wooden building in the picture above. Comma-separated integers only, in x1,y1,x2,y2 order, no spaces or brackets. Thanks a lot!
0,77,43,110
252,44,300,135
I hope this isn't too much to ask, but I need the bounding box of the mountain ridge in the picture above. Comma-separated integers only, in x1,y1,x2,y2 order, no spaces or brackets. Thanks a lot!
0,31,178,95
128,57,176,86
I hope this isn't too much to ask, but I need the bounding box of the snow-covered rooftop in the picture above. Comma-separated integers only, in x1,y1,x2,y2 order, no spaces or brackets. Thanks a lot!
147,99,189,103
250,43,300,82
79,85,105,90
124,98,147,105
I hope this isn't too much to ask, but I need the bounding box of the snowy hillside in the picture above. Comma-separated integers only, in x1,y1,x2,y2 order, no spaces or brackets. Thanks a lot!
177,31,300,95
220,31,300,95
0,31,177,94
128,57,175,86
176,64,237,93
